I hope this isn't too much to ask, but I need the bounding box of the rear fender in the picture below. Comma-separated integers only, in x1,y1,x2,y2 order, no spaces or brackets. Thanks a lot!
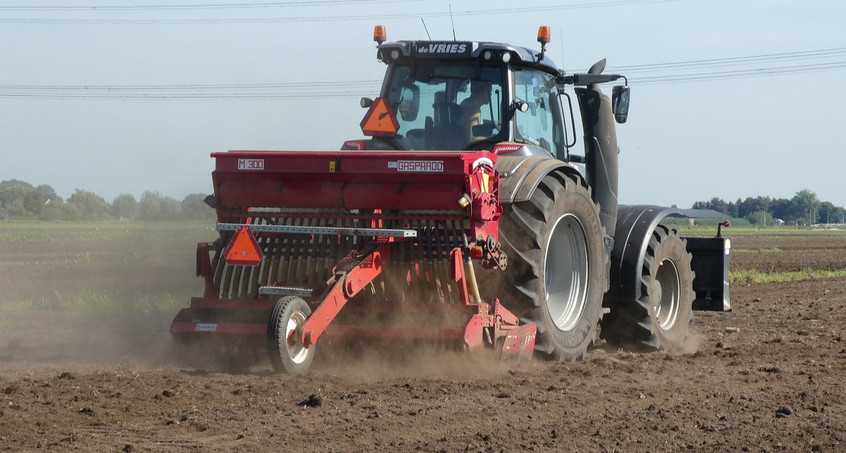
496,155,584,204
607,205,732,311
607,205,680,302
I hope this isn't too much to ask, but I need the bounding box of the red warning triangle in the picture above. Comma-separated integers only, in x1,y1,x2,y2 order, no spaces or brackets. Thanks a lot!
224,226,263,266
360,97,399,137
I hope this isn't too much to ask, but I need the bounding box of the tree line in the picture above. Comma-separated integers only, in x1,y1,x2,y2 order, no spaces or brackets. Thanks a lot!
692,189,846,226
0,179,215,221
3,179,844,226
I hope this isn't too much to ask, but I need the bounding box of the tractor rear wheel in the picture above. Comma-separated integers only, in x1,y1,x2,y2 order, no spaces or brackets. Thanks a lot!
268,296,315,374
497,173,607,361
601,225,694,351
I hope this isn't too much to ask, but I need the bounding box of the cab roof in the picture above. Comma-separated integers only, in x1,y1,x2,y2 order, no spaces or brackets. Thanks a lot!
377,40,562,76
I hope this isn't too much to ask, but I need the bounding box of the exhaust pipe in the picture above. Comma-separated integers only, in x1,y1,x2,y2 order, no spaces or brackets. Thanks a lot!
576,85,619,237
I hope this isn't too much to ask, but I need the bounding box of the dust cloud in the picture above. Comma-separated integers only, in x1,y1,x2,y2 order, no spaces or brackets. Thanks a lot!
0,311,178,368
679,329,705,355
309,340,514,381
0,224,205,370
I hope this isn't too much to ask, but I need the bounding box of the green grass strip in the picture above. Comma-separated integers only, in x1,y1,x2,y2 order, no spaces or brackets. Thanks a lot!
732,247,784,254
674,225,846,237
0,221,216,243
730,268,846,284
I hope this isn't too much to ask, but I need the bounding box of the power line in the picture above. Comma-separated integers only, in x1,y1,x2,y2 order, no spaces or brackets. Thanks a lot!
599,47,846,85
0,0,418,11
0,80,382,100
0,0,681,24
0,92,374,99
610,48,846,74
0,81,381,90
2,48,844,100
630,61,846,85
631,61,846,86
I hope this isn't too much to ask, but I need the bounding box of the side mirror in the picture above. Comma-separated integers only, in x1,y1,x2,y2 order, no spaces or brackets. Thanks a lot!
398,84,420,122
611,85,630,124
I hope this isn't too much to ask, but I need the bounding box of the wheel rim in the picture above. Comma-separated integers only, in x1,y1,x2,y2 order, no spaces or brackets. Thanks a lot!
545,213,590,332
653,259,681,330
285,310,310,364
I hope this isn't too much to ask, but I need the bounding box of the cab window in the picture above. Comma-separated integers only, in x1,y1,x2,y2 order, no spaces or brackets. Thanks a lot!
385,63,504,150
513,68,565,155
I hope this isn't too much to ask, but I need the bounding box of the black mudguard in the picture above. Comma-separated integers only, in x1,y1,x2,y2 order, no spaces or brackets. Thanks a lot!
495,155,582,204
606,205,682,302
606,205,731,311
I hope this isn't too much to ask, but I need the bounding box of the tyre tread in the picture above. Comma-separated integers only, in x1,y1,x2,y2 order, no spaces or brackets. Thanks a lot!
601,226,694,351
494,172,606,361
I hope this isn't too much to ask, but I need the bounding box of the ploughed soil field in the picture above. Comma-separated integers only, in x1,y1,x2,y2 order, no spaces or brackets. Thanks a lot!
1,224,845,452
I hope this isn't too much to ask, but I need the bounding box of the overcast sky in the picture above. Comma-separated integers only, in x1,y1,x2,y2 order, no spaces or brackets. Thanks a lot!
1,0,844,209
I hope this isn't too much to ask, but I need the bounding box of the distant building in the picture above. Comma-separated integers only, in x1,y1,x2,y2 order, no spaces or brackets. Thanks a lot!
671,209,729,226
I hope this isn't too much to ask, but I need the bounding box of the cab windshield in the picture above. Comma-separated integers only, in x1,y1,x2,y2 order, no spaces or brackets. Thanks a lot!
385,63,504,150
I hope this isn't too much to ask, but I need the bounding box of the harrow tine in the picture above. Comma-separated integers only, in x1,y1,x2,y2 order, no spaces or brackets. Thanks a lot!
213,232,230,299
257,218,274,291
305,216,318,286
314,217,329,284
269,223,282,287
431,219,445,302
247,218,267,297
409,218,420,298
294,217,308,284
437,221,454,303
230,265,244,299
277,221,291,286
425,219,439,302
286,217,302,284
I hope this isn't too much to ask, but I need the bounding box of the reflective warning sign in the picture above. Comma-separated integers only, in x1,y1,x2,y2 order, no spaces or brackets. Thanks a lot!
224,226,263,266
360,98,399,137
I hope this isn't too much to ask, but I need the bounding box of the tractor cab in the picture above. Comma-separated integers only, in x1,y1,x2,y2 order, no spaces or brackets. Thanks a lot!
347,26,575,159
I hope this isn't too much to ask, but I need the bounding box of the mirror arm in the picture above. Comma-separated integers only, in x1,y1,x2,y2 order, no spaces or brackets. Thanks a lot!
560,73,626,87
510,101,529,113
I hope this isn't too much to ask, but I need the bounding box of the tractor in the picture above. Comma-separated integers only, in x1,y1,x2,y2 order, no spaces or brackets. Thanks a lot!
170,26,730,373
